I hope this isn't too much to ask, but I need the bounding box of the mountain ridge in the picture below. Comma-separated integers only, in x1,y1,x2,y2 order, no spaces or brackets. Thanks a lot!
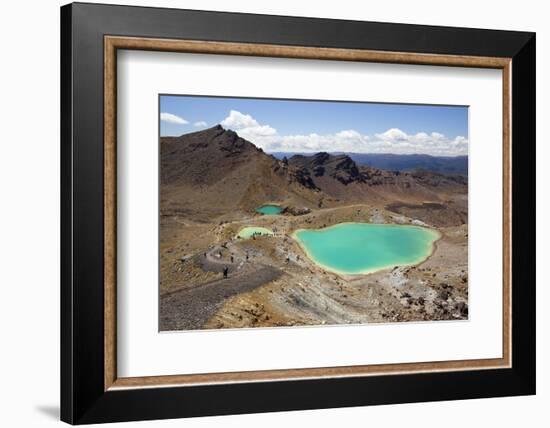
160,125,321,219
160,126,467,224
272,151,468,176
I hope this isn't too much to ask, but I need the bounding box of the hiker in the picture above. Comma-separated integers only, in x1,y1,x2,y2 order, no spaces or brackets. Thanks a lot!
246,252,249,261
230,255,234,263
223,266,228,279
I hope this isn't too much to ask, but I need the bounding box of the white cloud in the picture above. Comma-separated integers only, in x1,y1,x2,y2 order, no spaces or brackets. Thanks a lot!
161,112,188,125
221,110,277,143
372,129,468,155
221,110,259,129
220,110,467,156
238,124,278,138
194,121,208,127
275,131,371,153
375,128,409,142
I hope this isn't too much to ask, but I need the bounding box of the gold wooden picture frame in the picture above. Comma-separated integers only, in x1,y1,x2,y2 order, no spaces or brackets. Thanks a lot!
104,36,512,391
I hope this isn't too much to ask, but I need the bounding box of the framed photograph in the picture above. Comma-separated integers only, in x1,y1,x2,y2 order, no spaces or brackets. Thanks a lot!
61,2,536,424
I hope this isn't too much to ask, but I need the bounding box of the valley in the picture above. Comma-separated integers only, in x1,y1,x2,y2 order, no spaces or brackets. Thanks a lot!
159,125,468,331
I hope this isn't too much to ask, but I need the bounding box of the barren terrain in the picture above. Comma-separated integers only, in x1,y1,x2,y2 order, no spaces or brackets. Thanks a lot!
159,125,468,331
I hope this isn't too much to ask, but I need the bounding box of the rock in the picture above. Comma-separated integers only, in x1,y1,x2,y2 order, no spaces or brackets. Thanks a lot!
283,206,312,216
438,290,450,300
455,302,468,317
289,152,362,185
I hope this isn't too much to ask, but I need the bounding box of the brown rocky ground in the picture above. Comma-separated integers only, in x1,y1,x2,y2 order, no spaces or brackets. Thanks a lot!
160,202,468,331
159,126,468,331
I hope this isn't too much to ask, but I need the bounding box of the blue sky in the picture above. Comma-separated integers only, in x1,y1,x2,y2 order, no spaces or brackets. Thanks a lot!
160,95,469,156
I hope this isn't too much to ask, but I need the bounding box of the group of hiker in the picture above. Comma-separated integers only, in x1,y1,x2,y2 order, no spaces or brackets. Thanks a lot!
212,243,296,280
221,251,249,279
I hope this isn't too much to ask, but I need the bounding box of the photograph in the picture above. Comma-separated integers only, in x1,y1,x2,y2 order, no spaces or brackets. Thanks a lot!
159,95,469,331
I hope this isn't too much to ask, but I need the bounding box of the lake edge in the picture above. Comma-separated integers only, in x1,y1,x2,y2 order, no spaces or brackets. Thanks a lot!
255,204,283,215
292,222,442,276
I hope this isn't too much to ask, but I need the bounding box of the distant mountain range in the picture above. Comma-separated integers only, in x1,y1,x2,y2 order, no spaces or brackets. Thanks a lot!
271,152,468,176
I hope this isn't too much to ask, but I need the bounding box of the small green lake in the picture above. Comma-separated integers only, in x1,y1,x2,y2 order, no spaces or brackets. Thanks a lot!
293,223,439,275
256,204,283,215
237,226,274,239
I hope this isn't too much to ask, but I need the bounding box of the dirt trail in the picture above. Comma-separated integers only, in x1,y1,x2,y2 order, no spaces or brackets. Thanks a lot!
160,263,282,331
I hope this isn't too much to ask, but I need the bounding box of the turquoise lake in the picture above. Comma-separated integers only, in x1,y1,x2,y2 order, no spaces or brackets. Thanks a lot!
256,204,283,215
293,223,440,275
